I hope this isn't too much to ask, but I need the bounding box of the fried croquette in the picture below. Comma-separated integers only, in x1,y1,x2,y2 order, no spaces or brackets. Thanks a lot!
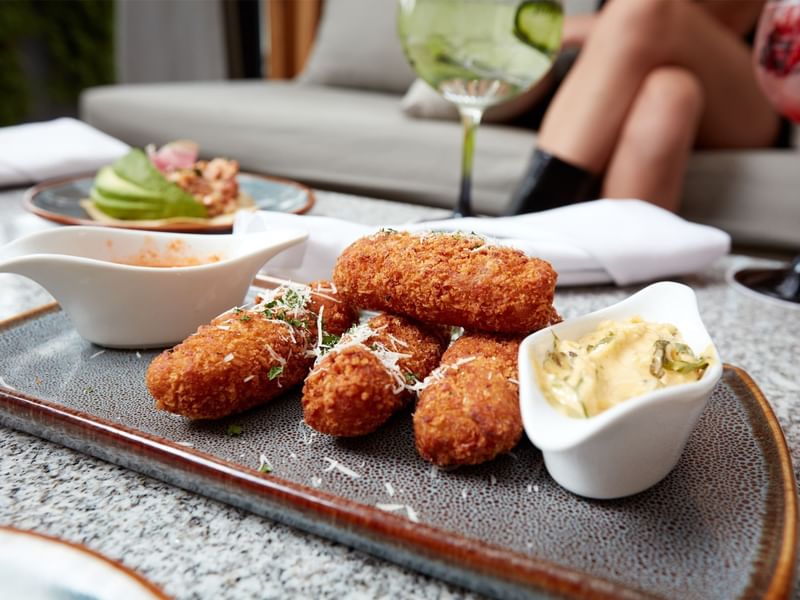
414,333,524,467
332,230,557,334
305,280,358,337
146,281,357,420
302,313,447,437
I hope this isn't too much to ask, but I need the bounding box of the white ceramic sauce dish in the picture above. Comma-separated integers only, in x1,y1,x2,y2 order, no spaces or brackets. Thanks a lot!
518,281,722,500
0,226,307,348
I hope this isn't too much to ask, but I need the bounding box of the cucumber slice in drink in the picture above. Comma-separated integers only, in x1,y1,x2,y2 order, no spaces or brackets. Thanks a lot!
513,0,563,57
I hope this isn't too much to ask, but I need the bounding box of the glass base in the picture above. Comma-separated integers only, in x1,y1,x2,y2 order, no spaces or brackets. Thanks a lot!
729,256,800,305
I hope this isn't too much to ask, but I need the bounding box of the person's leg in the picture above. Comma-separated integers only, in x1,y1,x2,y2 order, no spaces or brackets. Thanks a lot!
536,0,778,175
602,67,704,211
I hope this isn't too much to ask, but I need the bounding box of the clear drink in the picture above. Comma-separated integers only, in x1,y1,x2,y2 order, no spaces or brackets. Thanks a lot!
398,0,558,110
397,0,563,217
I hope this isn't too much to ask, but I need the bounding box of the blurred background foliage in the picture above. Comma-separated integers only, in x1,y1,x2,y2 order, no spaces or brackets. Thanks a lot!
0,0,114,126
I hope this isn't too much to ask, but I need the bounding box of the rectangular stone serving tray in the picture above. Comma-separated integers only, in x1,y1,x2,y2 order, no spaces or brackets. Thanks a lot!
0,298,796,600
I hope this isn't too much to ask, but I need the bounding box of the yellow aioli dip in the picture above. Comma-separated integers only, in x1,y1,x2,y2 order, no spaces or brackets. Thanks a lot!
534,317,714,419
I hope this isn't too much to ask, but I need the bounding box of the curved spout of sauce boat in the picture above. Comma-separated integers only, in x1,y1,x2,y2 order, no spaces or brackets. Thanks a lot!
0,226,308,348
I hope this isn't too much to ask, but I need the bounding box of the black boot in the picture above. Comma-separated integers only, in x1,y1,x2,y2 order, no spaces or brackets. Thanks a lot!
505,149,600,215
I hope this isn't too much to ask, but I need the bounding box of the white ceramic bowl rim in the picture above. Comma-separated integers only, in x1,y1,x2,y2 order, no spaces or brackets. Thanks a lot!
1,226,307,273
519,281,723,452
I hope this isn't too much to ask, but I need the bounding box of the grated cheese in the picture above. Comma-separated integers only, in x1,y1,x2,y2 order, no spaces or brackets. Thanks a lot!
223,353,235,362
313,321,413,395
243,375,255,383
298,420,318,445
258,453,273,473
384,482,395,497
376,503,419,523
89,350,105,360
263,342,287,366
322,457,361,479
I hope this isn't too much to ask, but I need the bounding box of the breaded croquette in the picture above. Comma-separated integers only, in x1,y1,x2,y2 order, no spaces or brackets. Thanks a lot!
146,281,357,420
332,230,557,334
305,280,358,338
302,313,447,437
414,333,524,467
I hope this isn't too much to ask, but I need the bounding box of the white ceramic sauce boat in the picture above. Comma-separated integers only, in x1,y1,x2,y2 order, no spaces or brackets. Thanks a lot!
518,282,722,500
0,226,308,348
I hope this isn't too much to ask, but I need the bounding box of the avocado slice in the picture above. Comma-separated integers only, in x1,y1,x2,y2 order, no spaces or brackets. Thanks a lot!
88,149,208,220
111,149,207,218
93,166,164,202
90,187,168,220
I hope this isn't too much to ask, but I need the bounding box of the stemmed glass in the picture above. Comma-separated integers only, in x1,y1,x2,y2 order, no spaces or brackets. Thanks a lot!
732,0,800,303
397,0,563,217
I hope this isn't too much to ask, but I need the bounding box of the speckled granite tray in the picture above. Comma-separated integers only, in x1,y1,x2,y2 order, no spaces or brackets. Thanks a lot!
0,302,796,600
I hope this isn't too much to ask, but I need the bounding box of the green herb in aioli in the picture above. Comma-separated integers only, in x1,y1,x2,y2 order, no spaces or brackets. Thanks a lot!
268,365,284,380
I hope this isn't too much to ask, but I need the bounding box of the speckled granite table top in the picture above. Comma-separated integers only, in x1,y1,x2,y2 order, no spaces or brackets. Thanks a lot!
0,187,797,600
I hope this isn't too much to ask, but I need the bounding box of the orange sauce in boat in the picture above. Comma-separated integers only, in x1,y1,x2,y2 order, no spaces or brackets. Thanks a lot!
110,239,223,267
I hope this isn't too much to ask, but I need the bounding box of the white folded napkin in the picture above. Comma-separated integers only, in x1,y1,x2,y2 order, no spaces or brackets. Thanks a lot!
233,199,731,287
0,118,129,187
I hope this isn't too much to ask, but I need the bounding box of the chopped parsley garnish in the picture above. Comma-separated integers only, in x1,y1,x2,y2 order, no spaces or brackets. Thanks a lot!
268,365,284,380
258,462,273,474
321,332,340,347
319,332,341,355
262,307,307,329
404,372,418,384
227,424,243,437
239,313,251,322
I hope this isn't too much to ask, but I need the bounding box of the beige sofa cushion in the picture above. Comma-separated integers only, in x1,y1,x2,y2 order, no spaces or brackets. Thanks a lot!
297,0,416,94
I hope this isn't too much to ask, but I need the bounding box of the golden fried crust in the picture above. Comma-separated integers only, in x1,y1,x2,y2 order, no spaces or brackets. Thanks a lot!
413,334,522,467
332,231,557,334
367,314,447,379
147,316,313,420
308,280,358,336
302,314,447,437
302,346,399,437
147,281,358,420
441,332,523,378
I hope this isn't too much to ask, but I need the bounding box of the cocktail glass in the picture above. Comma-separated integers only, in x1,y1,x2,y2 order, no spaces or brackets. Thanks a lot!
397,0,563,217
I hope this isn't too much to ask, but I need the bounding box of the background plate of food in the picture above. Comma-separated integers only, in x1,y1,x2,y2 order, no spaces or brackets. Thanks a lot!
23,141,314,233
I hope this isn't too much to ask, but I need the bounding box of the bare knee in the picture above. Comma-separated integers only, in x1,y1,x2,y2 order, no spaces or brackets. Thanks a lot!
618,67,704,159
593,0,693,62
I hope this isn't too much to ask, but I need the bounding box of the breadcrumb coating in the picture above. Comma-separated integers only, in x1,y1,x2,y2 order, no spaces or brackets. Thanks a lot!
332,231,557,334
414,332,524,467
146,280,356,420
302,313,447,436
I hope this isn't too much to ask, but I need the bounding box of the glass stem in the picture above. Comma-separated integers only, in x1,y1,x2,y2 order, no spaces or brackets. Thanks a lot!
455,106,484,218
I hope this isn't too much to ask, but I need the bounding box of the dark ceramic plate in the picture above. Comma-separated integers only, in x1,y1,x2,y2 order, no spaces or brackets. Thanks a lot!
0,526,168,599
0,300,796,600
23,172,315,233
